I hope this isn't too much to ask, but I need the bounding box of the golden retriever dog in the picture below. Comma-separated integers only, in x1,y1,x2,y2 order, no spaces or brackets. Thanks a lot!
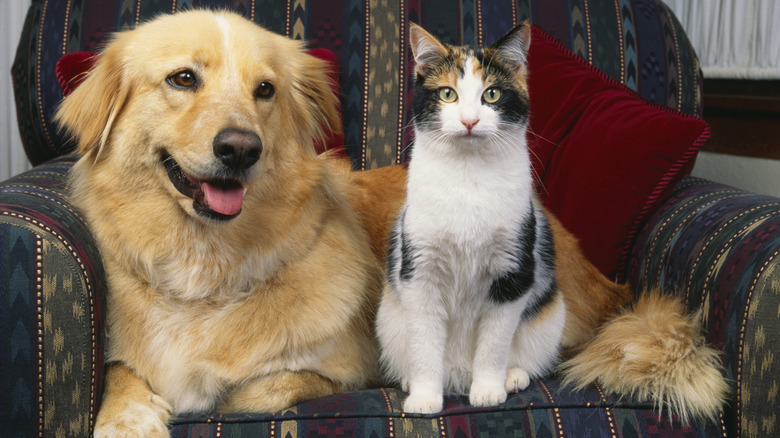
56,9,726,437
56,10,391,436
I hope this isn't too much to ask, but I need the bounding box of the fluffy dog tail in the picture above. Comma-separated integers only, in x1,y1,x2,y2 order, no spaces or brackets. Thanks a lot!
560,290,729,424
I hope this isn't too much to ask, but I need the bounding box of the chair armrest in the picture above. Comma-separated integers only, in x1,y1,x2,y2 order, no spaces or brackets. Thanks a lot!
0,155,105,437
625,175,780,436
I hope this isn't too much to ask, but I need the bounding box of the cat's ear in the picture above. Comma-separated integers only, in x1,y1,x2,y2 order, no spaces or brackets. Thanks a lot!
492,21,531,74
409,23,448,75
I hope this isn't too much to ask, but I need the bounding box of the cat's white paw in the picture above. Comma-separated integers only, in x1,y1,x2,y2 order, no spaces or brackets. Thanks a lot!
401,377,410,392
93,395,171,438
403,390,443,414
469,380,507,407
505,367,531,393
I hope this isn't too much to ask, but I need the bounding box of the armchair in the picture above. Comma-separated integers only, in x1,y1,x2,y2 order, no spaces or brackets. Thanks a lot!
2,1,778,437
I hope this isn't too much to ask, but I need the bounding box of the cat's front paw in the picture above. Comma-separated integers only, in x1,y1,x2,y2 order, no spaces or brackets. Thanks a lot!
469,380,507,407
505,367,531,393
403,390,443,414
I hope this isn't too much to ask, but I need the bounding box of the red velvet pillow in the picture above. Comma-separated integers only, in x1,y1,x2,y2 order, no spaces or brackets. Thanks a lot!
56,49,345,157
526,26,708,281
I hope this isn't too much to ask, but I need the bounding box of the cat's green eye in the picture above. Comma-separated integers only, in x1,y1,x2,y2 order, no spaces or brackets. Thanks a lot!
438,87,458,103
483,88,502,103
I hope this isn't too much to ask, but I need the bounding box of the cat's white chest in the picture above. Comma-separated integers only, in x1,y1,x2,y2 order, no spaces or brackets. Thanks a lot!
405,142,530,244
404,140,532,283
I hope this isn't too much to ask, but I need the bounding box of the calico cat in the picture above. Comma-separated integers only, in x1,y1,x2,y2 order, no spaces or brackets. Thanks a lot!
375,22,566,414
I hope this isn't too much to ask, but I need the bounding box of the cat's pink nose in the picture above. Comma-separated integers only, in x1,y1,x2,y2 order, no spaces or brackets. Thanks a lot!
462,119,479,133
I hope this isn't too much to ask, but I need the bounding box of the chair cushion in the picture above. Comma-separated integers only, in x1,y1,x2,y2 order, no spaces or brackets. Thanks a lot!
168,385,725,437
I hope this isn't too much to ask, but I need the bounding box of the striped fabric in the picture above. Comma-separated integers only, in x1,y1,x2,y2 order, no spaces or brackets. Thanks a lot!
166,384,726,437
627,177,780,438
0,156,106,438
12,0,702,170
3,1,776,437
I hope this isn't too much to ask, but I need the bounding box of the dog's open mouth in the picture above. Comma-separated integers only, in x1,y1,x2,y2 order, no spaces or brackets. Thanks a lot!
162,153,246,221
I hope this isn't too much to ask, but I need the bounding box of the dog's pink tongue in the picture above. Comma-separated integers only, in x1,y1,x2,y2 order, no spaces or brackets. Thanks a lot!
202,182,244,215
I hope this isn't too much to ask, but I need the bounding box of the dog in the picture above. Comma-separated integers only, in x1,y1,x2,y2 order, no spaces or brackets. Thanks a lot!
56,9,397,436
56,10,726,437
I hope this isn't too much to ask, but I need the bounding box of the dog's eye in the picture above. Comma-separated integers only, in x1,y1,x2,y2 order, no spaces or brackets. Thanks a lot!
255,82,275,99
167,70,198,89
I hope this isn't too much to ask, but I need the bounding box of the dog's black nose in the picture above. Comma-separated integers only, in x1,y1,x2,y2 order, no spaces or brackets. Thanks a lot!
213,129,262,171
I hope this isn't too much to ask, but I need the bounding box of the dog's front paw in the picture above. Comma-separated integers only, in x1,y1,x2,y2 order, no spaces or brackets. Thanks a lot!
403,390,443,414
505,367,530,393
469,380,507,407
93,394,172,438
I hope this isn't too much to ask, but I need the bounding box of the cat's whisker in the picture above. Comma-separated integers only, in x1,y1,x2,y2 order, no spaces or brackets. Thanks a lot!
496,128,550,196
399,140,416,159
525,127,559,149
494,136,522,161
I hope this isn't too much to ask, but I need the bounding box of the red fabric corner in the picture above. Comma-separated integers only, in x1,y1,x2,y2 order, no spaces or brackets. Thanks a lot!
56,51,98,97
307,48,346,157
55,49,346,157
526,26,707,280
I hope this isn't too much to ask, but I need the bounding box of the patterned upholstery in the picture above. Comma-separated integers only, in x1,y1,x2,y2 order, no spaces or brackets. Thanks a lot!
166,385,725,437
2,0,776,437
13,0,702,169
0,156,105,438
627,177,780,438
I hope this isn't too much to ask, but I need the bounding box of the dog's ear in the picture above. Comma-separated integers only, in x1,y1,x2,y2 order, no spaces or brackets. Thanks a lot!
291,52,343,147
54,38,131,160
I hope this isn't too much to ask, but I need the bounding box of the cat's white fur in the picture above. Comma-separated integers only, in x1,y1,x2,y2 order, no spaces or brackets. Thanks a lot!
376,23,566,414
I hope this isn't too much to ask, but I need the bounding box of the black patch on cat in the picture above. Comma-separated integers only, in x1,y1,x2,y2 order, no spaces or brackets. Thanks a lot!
474,51,530,123
520,214,558,320
536,214,556,271
520,279,558,321
411,50,466,128
400,227,416,282
487,87,529,123
387,210,416,287
386,221,400,288
411,79,440,128
489,205,537,304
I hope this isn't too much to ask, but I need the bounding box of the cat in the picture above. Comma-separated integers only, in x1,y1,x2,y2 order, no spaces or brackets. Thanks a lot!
375,22,566,414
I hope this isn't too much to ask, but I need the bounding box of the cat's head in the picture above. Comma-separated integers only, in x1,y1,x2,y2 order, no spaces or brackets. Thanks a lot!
409,22,531,150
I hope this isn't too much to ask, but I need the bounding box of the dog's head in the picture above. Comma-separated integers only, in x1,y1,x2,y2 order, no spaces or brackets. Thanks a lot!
56,10,340,222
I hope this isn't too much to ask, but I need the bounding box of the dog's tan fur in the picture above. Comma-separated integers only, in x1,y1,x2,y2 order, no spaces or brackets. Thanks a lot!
57,10,387,436
56,10,725,436
561,292,728,423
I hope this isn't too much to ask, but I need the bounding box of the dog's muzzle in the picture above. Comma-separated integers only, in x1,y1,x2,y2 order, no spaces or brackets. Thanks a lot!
213,128,263,172
162,129,262,221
